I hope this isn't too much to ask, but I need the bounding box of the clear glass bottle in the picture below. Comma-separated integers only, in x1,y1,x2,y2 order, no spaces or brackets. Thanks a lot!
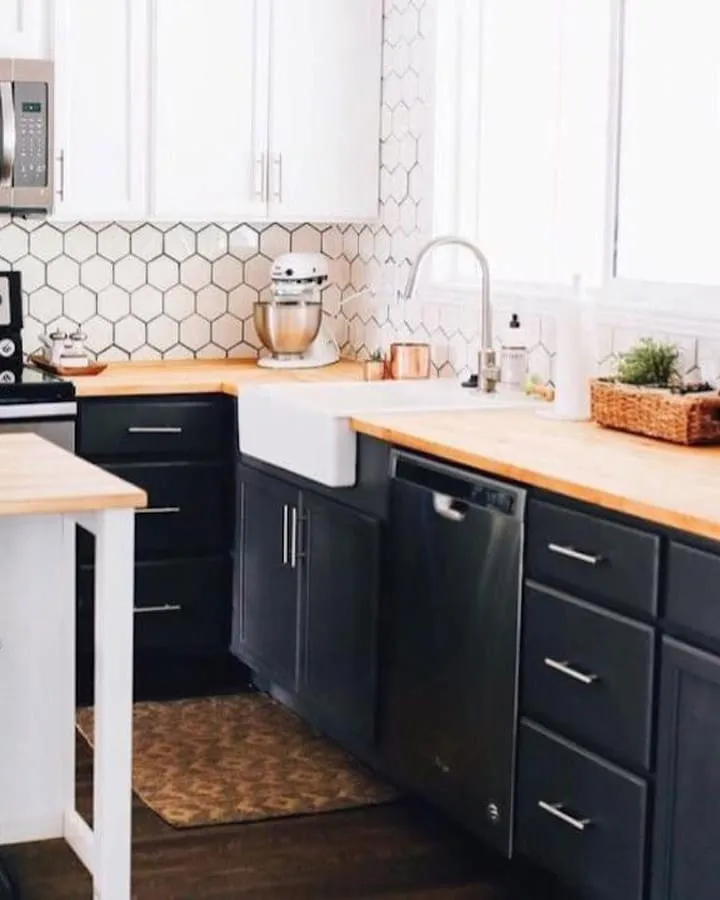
500,313,527,390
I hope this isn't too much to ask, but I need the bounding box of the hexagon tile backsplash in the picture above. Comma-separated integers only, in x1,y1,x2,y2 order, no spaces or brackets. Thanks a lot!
0,218,370,362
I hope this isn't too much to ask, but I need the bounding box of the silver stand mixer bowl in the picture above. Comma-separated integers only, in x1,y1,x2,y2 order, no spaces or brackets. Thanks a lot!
254,274,325,358
253,298,323,358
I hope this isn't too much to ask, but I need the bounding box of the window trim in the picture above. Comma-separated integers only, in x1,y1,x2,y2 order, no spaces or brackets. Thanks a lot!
422,0,720,327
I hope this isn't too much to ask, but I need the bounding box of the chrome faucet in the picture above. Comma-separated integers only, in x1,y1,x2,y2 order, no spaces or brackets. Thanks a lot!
400,236,498,393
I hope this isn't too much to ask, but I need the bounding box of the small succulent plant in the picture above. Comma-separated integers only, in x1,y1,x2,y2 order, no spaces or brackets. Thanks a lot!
369,349,384,362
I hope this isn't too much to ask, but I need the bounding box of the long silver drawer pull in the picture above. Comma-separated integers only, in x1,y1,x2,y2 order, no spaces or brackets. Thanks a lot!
127,426,183,434
538,801,592,831
282,504,289,565
137,507,181,516
548,543,603,566
290,506,298,569
134,604,182,615
544,657,599,685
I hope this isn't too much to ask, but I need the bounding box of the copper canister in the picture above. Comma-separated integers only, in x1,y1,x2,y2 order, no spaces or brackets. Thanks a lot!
388,342,431,379
362,359,386,381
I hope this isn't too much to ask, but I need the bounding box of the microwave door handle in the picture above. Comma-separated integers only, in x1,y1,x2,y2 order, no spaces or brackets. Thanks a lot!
0,83,15,187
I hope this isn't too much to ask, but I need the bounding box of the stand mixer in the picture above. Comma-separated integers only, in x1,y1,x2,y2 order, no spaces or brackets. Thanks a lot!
255,252,340,370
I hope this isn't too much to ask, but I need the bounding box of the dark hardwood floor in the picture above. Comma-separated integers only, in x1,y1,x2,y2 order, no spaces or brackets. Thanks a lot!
4,737,560,900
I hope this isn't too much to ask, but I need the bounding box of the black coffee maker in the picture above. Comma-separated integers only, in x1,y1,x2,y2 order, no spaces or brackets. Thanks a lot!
0,271,25,382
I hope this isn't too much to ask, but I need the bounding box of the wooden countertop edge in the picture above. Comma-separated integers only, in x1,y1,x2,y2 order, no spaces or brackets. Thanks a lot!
68,359,364,398
351,418,720,542
0,489,148,517
74,381,255,397
74,382,228,397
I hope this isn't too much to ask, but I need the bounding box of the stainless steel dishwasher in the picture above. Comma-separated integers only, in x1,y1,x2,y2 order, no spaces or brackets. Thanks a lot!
379,450,526,857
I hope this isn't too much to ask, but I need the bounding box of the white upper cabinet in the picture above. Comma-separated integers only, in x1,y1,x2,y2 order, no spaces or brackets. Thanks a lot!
267,0,382,223
50,0,382,222
52,0,149,221
150,0,269,221
0,0,49,58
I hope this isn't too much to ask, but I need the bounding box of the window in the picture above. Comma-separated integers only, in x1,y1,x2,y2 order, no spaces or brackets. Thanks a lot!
617,0,720,286
431,0,720,301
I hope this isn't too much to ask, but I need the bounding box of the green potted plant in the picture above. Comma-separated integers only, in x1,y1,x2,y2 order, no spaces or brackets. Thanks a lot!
591,337,720,444
614,338,680,387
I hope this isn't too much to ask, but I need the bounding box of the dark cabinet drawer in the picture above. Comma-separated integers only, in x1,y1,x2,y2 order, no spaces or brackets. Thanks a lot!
78,556,230,653
521,584,654,770
78,462,230,560
667,541,720,645
79,397,229,458
516,721,647,900
526,500,660,615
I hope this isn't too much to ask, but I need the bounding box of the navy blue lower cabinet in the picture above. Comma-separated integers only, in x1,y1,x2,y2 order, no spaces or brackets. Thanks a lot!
652,637,720,900
515,720,647,900
299,491,380,749
232,465,300,692
76,394,240,702
232,462,382,748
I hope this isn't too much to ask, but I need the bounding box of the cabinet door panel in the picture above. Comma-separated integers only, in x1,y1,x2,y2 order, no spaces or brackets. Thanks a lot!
53,0,148,220
522,584,654,770
77,461,230,562
516,721,647,900
232,467,299,691
151,0,268,220
268,0,382,222
78,396,231,459
526,499,660,616
110,461,230,558
301,493,380,746
78,556,230,654
653,638,720,900
0,0,47,57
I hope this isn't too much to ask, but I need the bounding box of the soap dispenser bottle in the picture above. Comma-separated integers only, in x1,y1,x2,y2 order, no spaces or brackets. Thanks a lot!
500,313,527,390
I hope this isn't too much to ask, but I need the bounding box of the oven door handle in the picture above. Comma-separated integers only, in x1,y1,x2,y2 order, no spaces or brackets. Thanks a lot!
0,401,77,421
0,82,16,188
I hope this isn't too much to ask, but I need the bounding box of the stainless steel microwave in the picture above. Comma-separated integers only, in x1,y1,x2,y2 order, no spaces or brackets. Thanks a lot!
0,58,54,214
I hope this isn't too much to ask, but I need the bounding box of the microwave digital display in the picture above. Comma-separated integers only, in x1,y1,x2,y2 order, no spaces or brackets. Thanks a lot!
22,102,41,113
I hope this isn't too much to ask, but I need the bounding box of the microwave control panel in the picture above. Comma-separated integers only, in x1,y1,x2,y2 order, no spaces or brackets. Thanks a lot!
13,82,48,189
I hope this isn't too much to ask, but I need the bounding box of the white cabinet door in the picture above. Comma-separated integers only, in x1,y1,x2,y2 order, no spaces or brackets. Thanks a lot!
150,0,268,222
267,0,382,223
0,0,48,58
52,0,149,221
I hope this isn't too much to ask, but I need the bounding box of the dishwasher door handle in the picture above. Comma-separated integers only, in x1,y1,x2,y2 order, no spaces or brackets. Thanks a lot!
432,493,467,522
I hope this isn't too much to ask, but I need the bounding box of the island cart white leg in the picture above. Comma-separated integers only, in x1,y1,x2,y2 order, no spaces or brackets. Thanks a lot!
77,509,135,900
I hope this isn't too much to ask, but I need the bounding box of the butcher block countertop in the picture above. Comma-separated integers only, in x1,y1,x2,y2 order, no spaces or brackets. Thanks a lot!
65,360,720,540
70,358,363,397
352,407,720,541
0,433,147,515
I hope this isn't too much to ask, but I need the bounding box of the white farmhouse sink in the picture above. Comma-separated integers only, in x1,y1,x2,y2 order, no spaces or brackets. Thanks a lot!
238,379,533,487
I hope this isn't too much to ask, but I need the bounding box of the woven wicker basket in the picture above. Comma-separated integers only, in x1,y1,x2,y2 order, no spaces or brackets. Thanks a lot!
590,379,720,445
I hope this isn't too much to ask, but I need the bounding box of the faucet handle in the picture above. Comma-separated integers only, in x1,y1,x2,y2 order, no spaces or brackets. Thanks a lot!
478,348,500,394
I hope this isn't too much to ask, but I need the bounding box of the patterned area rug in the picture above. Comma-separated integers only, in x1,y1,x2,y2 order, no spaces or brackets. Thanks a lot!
76,693,397,828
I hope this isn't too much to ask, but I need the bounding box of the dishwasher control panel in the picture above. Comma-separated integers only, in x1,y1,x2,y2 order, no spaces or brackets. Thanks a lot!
392,451,525,521
472,485,517,516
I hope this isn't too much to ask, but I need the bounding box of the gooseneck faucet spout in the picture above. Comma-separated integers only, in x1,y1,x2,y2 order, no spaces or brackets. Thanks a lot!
400,236,498,393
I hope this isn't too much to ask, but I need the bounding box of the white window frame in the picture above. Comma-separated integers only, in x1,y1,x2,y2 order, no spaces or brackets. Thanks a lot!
421,0,720,332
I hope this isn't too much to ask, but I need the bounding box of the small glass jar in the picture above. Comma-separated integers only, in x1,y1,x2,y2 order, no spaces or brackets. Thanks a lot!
69,327,88,358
